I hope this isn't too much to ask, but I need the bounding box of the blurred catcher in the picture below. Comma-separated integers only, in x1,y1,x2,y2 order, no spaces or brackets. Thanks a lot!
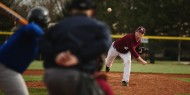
39,0,113,95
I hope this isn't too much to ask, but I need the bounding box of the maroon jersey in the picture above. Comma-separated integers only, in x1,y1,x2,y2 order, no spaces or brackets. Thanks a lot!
113,33,140,58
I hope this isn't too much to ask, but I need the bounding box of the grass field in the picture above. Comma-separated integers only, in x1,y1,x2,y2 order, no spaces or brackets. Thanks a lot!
29,88,48,95
24,75,43,82
29,60,190,74
105,60,190,74
1,60,189,95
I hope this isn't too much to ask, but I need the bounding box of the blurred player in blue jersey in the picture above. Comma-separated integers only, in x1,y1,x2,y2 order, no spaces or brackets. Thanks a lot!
0,6,50,95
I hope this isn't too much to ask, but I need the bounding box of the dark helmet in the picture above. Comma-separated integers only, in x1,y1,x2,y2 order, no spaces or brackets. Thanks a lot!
63,0,96,15
67,0,96,10
27,6,50,29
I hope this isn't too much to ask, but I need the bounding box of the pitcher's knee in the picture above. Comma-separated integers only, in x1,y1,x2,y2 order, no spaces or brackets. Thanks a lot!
124,60,131,63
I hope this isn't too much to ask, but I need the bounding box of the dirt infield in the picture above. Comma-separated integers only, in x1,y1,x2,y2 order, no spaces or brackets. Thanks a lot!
24,70,190,95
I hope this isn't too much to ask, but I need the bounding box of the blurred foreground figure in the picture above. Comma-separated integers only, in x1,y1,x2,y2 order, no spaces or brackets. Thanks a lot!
39,0,112,95
0,6,50,95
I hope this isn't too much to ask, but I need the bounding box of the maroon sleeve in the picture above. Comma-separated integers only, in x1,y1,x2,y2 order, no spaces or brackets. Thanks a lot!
96,79,114,95
126,35,140,58
128,43,139,58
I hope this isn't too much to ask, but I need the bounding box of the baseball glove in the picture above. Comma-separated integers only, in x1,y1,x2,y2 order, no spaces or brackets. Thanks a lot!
136,47,149,54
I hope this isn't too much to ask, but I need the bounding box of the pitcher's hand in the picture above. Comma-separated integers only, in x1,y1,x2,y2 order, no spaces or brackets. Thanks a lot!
141,60,147,65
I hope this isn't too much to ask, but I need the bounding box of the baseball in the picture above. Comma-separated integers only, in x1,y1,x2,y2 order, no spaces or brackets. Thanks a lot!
107,8,112,12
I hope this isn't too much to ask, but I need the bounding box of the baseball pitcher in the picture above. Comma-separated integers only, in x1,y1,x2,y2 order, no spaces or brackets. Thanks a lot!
105,26,147,86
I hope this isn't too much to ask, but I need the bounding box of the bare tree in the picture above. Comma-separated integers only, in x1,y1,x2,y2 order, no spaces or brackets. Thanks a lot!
11,0,65,22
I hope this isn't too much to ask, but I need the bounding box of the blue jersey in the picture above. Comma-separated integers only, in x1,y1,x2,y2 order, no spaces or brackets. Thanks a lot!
0,23,44,73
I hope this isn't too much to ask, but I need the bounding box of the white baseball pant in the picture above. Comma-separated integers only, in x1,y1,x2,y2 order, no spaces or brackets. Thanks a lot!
105,42,131,82
0,63,29,95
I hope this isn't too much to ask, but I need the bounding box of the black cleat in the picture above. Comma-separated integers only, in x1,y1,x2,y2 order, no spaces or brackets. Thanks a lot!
122,81,128,86
105,66,110,72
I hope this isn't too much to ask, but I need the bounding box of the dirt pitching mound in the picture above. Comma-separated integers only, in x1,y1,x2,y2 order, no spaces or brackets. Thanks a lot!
24,70,190,95
107,73,190,95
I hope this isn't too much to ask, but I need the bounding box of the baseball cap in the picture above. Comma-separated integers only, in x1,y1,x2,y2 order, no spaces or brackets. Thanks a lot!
67,0,96,10
136,26,146,34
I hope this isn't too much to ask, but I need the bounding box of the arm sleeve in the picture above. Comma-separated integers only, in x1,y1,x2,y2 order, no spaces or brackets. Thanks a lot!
127,39,140,58
25,23,44,37
135,46,141,54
